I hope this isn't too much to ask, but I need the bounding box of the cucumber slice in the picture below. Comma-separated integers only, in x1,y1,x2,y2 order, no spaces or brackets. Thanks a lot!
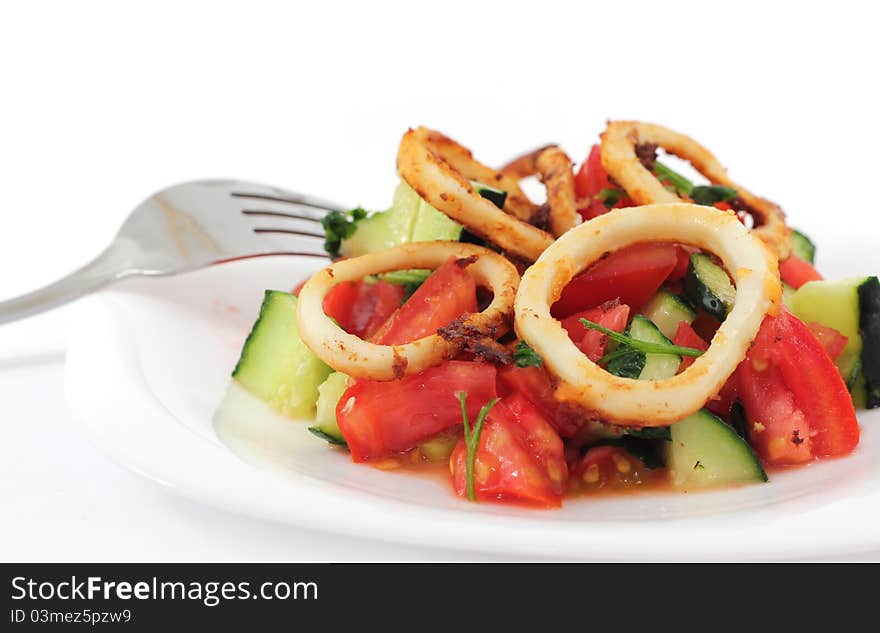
607,315,681,380
232,291,332,418
665,409,767,488
858,276,880,408
791,229,816,264
641,290,696,339
309,372,350,445
339,181,462,257
684,253,736,320
471,181,508,209
790,277,869,406
782,282,797,309
419,433,459,462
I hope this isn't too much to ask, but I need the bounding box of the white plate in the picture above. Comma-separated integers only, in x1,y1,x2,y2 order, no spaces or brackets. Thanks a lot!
65,234,880,560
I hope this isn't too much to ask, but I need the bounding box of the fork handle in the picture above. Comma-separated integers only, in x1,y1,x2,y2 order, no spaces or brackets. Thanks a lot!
0,240,141,325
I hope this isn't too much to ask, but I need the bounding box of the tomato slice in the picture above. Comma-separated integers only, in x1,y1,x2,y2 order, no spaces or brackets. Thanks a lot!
498,366,582,438
370,257,477,345
552,243,678,318
672,321,708,372
806,322,848,361
560,302,630,361
450,392,566,507
779,255,823,289
667,244,697,283
337,361,497,462
573,144,633,220
737,310,859,465
315,280,405,340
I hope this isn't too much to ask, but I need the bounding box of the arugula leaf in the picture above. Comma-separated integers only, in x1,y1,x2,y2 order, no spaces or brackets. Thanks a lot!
471,181,508,209
727,400,748,439
514,341,544,368
380,269,431,298
690,185,738,207
580,318,705,358
604,347,644,378
625,426,672,441
458,392,500,501
320,207,368,258
653,161,694,197
597,187,627,209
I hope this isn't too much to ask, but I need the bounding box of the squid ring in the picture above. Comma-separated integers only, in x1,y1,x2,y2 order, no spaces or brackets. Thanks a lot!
499,145,582,238
397,128,555,261
600,121,792,259
296,241,520,381
515,203,782,426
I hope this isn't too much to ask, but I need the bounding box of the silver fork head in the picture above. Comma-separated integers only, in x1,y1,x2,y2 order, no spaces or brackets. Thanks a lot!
0,179,340,324
118,179,340,275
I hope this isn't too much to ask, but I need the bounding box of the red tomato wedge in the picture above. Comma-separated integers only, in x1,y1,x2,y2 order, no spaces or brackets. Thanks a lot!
737,310,859,465
314,280,405,340
779,255,823,289
450,392,566,507
560,302,630,361
667,244,697,283
336,361,497,462
672,321,708,372
552,243,678,318
370,257,477,345
806,322,848,361
573,144,633,220
498,366,582,438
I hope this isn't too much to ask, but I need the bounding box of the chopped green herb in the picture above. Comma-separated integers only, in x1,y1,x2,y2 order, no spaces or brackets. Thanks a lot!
690,185,738,207
320,207,368,258
457,392,500,501
653,161,694,197
727,401,748,439
380,269,431,298
592,436,665,470
625,426,672,441
580,318,705,359
514,341,544,368
597,187,627,209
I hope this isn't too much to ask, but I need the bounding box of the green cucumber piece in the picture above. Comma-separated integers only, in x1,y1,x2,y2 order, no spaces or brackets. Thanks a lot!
309,372,350,445
665,409,767,488
858,276,880,408
790,277,870,406
232,291,332,418
782,282,797,309
471,181,507,209
684,253,736,320
641,290,696,339
607,315,681,380
339,181,462,257
791,229,816,264
419,433,459,462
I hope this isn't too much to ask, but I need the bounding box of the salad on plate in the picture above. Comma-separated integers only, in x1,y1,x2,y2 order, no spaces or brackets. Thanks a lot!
227,121,879,508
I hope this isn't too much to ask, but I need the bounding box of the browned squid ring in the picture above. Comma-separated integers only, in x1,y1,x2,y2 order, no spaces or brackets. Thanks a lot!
499,145,581,238
397,128,555,261
296,241,520,381
600,121,792,259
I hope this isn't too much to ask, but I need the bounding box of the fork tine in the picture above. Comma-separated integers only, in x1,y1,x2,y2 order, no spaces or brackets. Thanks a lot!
253,227,327,239
241,209,325,225
230,191,344,213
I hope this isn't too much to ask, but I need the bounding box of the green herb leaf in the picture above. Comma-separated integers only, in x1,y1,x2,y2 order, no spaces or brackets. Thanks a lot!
597,187,627,209
458,392,500,502
380,269,432,298
591,436,665,470
514,341,544,368
653,161,694,197
690,185,738,207
320,207,368,258
580,318,705,358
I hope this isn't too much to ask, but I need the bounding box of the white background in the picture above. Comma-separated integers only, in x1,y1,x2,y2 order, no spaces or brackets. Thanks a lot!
1,0,878,561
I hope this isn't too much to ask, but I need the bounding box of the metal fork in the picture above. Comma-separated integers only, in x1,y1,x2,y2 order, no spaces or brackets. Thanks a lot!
0,180,340,325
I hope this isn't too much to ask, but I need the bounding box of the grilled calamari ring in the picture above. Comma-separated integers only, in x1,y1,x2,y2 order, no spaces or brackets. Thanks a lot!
397,128,554,261
600,121,792,259
515,203,782,426
499,145,581,238
296,241,519,381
